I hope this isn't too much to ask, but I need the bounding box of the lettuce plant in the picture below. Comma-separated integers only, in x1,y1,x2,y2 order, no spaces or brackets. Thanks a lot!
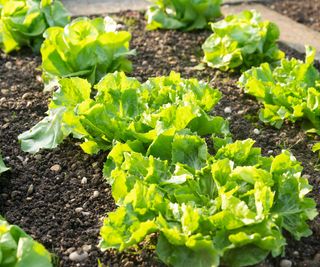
146,0,222,31
40,16,135,90
0,217,53,266
202,10,284,71
19,71,230,155
312,142,320,158
0,0,70,53
0,153,9,174
239,46,320,133
100,137,317,267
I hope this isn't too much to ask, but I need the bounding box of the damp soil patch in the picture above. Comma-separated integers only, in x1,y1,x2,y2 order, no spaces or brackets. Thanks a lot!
0,10,319,267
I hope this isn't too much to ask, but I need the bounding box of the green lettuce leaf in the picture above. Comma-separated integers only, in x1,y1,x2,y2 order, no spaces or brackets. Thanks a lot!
312,142,320,157
0,0,70,53
202,10,284,71
0,216,52,267
18,107,68,154
41,16,134,89
239,46,320,139
99,138,317,267
156,233,220,267
20,71,230,155
146,0,222,31
0,153,9,174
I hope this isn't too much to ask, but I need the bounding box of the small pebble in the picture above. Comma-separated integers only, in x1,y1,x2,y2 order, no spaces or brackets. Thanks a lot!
21,92,32,100
71,163,77,170
91,162,99,169
82,244,92,252
75,207,83,213
69,251,88,262
267,150,273,154
1,89,9,95
224,107,232,114
123,262,134,267
5,61,12,69
36,75,42,83
302,174,311,179
314,252,320,261
34,154,42,160
82,202,89,209
280,259,292,267
26,101,32,108
17,155,24,162
50,164,61,172
81,177,87,184
253,128,260,135
81,211,91,216
2,123,10,129
93,173,101,179
27,184,34,195
93,191,99,198
22,158,29,166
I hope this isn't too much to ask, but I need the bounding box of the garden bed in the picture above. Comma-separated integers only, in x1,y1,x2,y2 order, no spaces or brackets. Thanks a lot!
0,10,319,267
267,0,320,32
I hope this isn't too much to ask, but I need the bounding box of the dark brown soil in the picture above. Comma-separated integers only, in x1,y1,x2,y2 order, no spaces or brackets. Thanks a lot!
268,0,320,32
0,11,319,267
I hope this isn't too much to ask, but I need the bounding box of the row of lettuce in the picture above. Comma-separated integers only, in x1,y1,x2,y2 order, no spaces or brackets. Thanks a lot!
0,0,319,267
0,0,225,53
17,70,319,267
2,0,319,146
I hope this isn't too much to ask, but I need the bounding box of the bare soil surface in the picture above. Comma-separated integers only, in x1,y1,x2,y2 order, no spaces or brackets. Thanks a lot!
0,11,319,267
268,0,320,32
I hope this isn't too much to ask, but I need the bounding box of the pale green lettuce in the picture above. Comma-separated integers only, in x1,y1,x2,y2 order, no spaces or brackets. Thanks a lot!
146,0,222,31
0,216,53,267
239,46,320,133
0,153,9,174
19,71,230,154
40,16,135,90
0,0,70,53
312,142,320,157
100,138,317,267
202,10,284,71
